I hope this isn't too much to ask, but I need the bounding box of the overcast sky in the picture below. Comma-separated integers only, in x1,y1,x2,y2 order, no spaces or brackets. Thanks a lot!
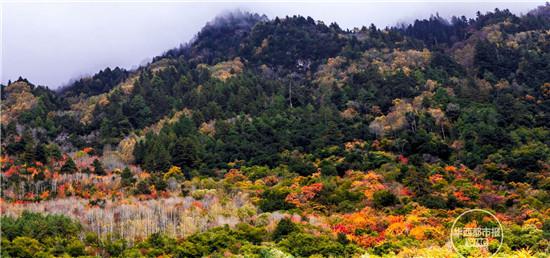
1,1,545,89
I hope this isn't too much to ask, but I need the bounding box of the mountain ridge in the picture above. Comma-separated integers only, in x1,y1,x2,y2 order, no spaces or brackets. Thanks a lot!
1,5,549,257
3,5,550,153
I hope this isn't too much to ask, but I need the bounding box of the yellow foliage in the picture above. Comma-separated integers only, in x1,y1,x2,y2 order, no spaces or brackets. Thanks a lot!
199,120,216,136
1,81,38,124
117,136,137,163
120,75,137,94
150,58,175,73
97,95,110,106
208,58,244,81
409,225,432,240
405,214,421,225
140,108,192,135
495,80,511,91
369,98,414,137
474,78,494,99
344,139,366,151
391,48,431,73
396,246,456,257
425,79,439,91
453,43,475,68
508,249,535,258
65,71,141,124
164,166,183,180
224,168,248,183
340,107,358,119
482,23,504,44
541,83,550,98
427,108,447,126
386,220,407,235
523,218,543,229
255,38,269,55
314,56,348,88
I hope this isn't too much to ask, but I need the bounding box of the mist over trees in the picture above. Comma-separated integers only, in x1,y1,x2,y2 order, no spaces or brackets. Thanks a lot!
1,4,550,257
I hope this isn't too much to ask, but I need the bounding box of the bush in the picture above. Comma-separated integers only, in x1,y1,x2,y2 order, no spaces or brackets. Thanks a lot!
120,167,136,187
259,188,295,212
278,232,361,257
1,211,81,241
60,157,77,174
104,238,127,257
66,239,86,257
182,226,240,255
504,224,545,251
320,160,338,176
92,158,106,175
372,190,397,208
135,180,152,195
235,223,268,244
272,218,299,241
5,237,44,258
288,157,317,176
418,195,447,209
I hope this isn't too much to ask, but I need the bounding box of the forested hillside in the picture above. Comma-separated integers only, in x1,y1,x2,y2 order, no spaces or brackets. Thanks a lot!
1,5,549,257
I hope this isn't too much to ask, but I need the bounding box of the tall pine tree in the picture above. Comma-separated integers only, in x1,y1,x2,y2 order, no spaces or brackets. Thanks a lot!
61,157,77,174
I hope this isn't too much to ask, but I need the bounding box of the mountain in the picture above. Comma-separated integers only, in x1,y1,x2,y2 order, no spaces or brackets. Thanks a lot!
1,5,549,258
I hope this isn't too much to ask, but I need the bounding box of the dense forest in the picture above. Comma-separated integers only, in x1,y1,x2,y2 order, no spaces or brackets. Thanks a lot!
1,4,550,257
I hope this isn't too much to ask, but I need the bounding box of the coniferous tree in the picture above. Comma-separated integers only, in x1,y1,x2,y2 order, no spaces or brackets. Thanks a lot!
144,141,171,172
35,144,48,164
82,167,92,174
133,141,146,164
171,137,199,169
47,144,62,161
126,95,152,128
272,218,299,241
21,132,36,163
120,167,136,187
61,157,77,174
92,159,105,175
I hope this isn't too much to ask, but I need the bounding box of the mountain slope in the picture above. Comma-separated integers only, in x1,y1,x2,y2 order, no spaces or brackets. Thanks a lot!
1,5,549,258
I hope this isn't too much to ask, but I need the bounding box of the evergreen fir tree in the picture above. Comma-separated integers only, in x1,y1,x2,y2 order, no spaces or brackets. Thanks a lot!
92,159,105,175
35,144,48,164
172,137,199,169
120,167,136,187
61,157,77,174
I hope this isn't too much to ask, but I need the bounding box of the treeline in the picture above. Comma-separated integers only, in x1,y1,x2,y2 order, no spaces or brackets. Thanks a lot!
59,67,129,99
0,212,363,257
398,4,550,47
1,212,85,258
2,6,549,184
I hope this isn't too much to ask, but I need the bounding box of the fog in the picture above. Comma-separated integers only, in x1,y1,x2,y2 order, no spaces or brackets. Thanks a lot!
1,1,544,88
